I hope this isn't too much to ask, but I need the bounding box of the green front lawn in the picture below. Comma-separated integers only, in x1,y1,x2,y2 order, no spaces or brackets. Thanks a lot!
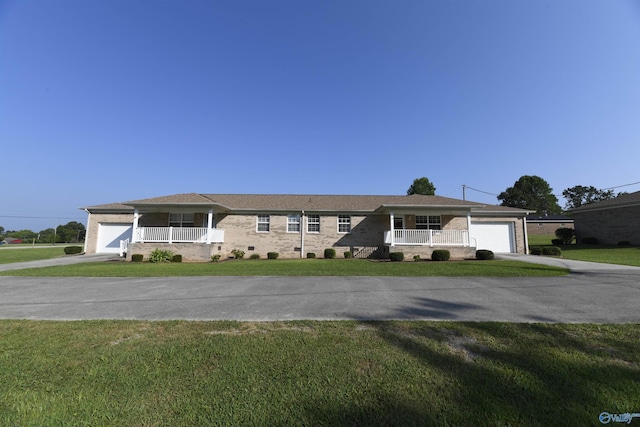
560,245,640,267
2,320,638,426
527,235,640,267
0,246,77,264
0,258,569,277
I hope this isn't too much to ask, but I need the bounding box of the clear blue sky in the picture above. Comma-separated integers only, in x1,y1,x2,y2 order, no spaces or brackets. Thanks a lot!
2,0,639,232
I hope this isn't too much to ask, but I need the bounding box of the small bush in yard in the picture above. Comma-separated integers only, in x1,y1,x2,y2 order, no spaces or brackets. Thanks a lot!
306,252,316,259
530,246,542,255
542,246,562,256
344,251,353,259
149,248,174,263
64,246,83,255
211,254,221,262
231,249,245,259
131,254,144,262
324,248,336,259
171,254,182,263
555,227,575,244
413,255,421,262
431,250,450,261
267,252,279,260
389,252,404,262
475,249,494,260
551,239,563,246
249,253,260,260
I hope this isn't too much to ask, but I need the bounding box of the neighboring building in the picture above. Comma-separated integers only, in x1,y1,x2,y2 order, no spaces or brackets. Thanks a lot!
526,214,574,235
82,193,531,261
570,190,640,245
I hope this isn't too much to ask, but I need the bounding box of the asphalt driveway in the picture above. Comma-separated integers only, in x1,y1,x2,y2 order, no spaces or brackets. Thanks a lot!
0,254,639,322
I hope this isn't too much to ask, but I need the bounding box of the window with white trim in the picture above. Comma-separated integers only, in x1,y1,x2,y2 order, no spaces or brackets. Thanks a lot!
338,215,351,233
287,214,301,233
257,214,270,232
394,216,404,230
169,213,195,227
416,215,441,230
307,214,320,233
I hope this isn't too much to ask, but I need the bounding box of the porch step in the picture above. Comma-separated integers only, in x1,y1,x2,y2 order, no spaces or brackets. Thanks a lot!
353,246,382,259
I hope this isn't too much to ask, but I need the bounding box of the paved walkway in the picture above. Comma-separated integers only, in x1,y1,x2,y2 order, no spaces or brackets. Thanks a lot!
1,253,640,322
495,253,640,272
0,253,120,272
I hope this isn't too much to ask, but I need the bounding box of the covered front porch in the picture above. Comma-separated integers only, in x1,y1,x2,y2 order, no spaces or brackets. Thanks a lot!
120,208,225,256
382,211,476,248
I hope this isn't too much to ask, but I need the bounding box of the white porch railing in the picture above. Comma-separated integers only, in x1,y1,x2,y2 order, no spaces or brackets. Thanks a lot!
134,227,224,243
119,238,129,257
384,229,475,247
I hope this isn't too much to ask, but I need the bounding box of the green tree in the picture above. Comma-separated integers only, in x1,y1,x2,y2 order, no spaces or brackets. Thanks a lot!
562,185,617,210
55,221,86,243
407,177,436,195
38,228,56,244
498,175,562,216
6,229,37,241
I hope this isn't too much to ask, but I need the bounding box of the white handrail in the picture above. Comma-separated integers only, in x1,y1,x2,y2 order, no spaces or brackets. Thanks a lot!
384,229,474,247
119,238,129,257
134,227,224,243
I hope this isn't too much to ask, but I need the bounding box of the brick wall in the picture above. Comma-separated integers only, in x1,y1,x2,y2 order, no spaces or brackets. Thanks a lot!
574,206,640,245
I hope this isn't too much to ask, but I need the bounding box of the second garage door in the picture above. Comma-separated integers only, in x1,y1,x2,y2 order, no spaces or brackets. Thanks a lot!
469,222,515,253
97,223,133,254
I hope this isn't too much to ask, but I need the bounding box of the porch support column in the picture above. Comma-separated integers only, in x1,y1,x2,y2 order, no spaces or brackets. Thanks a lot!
132,209,139,243
466,213,472,247
389,211,395,246
300,211,305,258
206,209,213,244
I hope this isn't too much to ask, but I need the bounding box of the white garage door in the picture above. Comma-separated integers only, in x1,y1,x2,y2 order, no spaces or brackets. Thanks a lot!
97,223,133,253
469,222,515,253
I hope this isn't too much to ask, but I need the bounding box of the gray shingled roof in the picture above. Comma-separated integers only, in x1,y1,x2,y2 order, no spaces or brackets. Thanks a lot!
123,193,483,211
570,190,640,213
83,193,529,215
80,202,134,212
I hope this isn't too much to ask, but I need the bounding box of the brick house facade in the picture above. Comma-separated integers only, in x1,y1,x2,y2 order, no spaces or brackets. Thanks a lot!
83,193,531,261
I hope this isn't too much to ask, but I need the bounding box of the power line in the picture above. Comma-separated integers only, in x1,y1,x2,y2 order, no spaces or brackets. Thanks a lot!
603,181,640,191
0,215,84,220
463,186,499,197
464,180,640,200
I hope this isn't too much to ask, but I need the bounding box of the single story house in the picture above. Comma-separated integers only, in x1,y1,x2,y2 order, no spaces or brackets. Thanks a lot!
526,214,574,235
82,193,531,261
570,190,640,245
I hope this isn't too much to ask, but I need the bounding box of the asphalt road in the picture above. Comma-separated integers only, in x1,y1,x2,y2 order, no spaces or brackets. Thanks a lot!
1,254,639,322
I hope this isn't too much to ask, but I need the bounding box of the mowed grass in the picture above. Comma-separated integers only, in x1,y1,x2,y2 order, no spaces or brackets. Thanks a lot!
1,320,639,426
0,246,76,264
0,258,569,277
527,234,640,267
561,246,640,267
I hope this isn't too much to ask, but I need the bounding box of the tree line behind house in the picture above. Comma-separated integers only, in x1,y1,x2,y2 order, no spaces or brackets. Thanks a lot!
0,222,86,244
408,175,624,216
